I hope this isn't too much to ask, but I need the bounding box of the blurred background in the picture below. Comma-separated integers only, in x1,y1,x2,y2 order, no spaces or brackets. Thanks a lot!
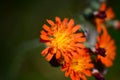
1,0,120,80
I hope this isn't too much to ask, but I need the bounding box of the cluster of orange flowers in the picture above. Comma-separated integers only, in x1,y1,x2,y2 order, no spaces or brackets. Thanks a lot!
40,2,118,80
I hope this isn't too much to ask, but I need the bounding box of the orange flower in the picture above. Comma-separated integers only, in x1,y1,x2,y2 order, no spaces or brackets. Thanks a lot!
40,17,86,62
96,26,116,67
61,52,94,80
95,2,115,33
99,2,115,20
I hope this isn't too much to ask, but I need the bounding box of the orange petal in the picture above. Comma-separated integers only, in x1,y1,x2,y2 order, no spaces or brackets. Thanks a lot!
75,43,85,48
56,50,61,59
106,39,114,49
104,36,111,46
40,30,47,35
77,49,87,56
61,65,68,71
66,19,74,32
70,71,76,80
80,74,87,80
84,70,92,76
43,24,52,32
71,51,79,58
106,7,115,20
41,47,50,56
104,59,113,67
62,52,70,62
62,18,68,25
100,2,106,11
72,25,80,33
72,33,84,37
96,25,102,33
65,70,70,77
97,36,101,42
75,74,80,80
109,52,116,60
102,25,108,34
95,18,103,25
55,16,61,24
65,56,70,63
68,19,74,27
67,52,73,59
40,35,50,40
100,27,110,44
47,19,55,26
46,53,54,61
75,37,86,42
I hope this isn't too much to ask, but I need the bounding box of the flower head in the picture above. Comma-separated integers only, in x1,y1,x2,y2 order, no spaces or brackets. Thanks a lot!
96,26,116,67
98,2,115,20
61,52,94,80
40,17,86,62
95,2,115,33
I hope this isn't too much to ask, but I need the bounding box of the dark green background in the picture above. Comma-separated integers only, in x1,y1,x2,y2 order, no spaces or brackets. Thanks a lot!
1,0,120,80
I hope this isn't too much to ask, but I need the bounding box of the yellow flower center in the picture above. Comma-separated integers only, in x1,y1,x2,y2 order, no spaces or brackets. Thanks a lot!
70,58,85,72
51,30,71,51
